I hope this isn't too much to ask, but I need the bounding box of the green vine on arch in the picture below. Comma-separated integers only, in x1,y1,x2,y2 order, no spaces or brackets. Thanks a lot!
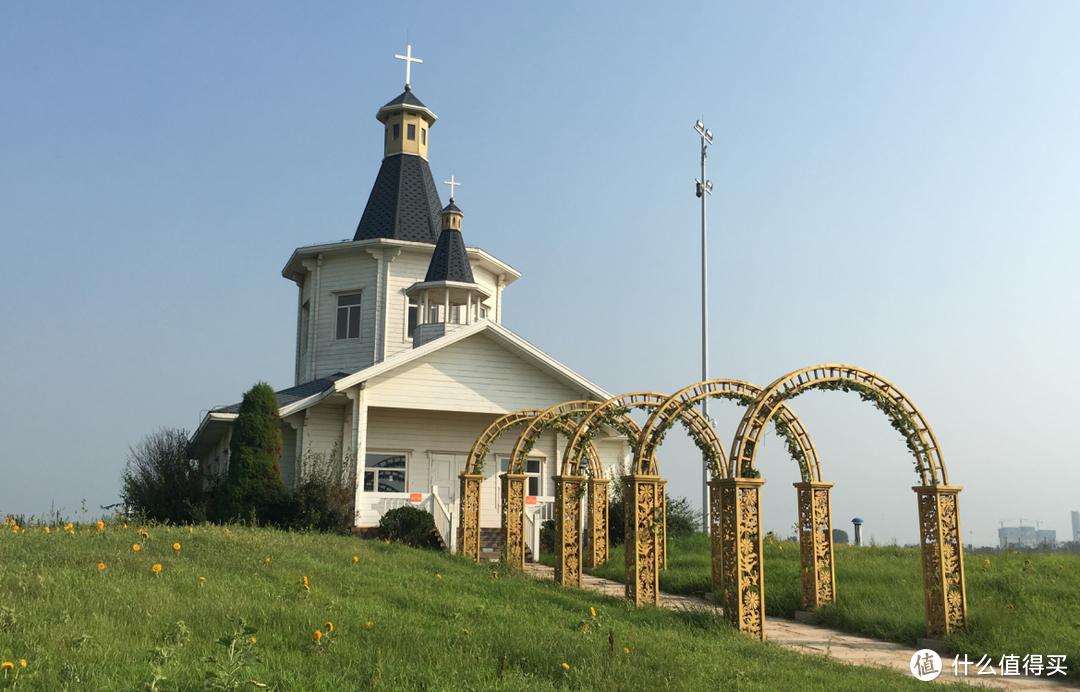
770,380,934,482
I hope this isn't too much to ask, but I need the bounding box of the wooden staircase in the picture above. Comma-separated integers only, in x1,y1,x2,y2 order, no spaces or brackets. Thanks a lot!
476,528,535,562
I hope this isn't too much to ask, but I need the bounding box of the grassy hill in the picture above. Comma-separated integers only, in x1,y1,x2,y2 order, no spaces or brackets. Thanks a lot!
0,520,970,691
589,534,1080,677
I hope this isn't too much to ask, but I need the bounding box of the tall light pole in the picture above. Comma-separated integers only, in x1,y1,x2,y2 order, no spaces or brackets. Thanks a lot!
694,120,713,533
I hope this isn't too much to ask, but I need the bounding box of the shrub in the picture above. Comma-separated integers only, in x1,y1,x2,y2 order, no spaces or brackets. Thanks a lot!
217,382,287,524
121,428,204,523
665,495,700,537
379,506,437,549
540,519,555,553
280,447,356,534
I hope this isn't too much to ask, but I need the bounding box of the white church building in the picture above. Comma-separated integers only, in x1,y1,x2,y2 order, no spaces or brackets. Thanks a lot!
188,62,629,552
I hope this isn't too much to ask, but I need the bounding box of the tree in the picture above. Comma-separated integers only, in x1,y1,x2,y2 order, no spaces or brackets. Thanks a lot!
121,428,203,523
218,382,287,523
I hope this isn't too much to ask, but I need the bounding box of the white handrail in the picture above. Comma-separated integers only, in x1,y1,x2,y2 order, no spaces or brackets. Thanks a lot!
430,486,452,551
524,510,535,560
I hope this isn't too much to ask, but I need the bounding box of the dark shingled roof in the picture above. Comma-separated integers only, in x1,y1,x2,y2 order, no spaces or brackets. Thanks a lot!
425,225,474,283
212,372,350,414
381,89,428,110
354,154,443,243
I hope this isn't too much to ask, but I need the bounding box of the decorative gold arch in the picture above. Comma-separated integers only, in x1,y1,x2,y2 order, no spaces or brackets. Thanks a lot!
457,406,602,566
727,365,965,640
624,379,833,618
502,401,609,581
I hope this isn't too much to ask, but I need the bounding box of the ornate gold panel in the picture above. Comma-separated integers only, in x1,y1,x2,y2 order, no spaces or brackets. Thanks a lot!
500,473,527,570
624,474,666,606
554,475,585,586
458,474,483,562
794,482,835,610
586,479,610,568
715,478,766,640
915,485,967,636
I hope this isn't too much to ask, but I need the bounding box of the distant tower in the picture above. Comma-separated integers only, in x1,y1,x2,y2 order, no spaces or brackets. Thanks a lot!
1073,511,1079,543
851,517,865,547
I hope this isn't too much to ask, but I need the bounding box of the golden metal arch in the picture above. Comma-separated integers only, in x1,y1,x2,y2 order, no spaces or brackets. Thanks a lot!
560,392,669,477
507,400,605,476
730,365,945,484
729,365,965,639
636,379,821,482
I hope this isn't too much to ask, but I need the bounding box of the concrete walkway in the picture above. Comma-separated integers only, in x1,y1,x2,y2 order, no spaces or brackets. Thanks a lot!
523,563,1075,690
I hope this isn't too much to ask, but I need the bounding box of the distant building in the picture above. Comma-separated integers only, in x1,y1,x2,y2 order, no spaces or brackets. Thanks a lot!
1073,511,1079,543
999,525,1036,548
1035,530,1056,547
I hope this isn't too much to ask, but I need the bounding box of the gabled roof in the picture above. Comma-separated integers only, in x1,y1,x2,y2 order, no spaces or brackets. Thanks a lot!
210,372,351,414
278,320,612,417
353,154,443,244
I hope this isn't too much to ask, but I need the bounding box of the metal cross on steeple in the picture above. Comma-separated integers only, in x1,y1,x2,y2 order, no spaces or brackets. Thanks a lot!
395,44,423,88
443,175,461,201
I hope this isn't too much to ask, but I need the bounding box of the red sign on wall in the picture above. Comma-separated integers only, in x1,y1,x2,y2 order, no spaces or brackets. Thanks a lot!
410,493,422,503
525,496,537,505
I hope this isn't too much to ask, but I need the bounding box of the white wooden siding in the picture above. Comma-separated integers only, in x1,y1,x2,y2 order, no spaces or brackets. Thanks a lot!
364,333,582,414
310,253,378,380
384,249,432,359
301,405,346,461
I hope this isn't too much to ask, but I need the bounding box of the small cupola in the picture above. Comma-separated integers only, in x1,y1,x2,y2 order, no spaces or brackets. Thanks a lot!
405,194,491,347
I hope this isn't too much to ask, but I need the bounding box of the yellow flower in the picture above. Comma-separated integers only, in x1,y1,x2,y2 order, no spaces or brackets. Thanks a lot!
984,559,990,565
1,662,13,670
562,663,570,670
364,622,372,629
19,660,26,668
250,637,256,644
173,543,181,551
225,529,230,534
96,521,104,530
45,527,50,534
11,526,18,533
70,530,75,535
133,544,140,551
492,571,498,579
436,574,442,579
152,564,162,573
264,558,269,564
97,563,105,571
313,630,322,641
623,647,629,654
353,556,359,562
326,621,334,632
124,523,128,529
590,607,596,618
200,577,206,581
64,524,73,530
303,584,310,591
463,629,469,634
302,576,308,584
778,546,783,551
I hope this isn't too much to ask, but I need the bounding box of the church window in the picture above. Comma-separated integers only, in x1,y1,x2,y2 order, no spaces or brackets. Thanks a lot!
393,124,400,140
500,457,543,497
336,293,362,340
407,299,418,338
364,453,406,493
421,128,426,144
407,123,416,140
451,305,461,324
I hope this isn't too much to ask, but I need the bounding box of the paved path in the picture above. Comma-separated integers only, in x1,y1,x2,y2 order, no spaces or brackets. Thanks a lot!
523,563,1075,690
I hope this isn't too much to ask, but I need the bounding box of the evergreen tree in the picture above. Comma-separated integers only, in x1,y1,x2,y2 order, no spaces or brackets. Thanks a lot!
219,382,286,523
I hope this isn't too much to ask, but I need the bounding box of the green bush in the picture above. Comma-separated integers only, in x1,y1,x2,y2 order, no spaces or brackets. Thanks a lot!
121,428,205,523
665,495,701,537
279,448,356,534
216,382,287,524
379,506,437,549
539,519,555,553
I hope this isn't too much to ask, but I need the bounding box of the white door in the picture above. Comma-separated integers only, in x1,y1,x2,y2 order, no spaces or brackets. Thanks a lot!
429,453,467,505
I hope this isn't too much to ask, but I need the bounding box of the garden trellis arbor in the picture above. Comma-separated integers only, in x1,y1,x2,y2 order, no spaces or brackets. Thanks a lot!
505,400,643,582
457,407,604,566
728,365,964,640
628,379,831,621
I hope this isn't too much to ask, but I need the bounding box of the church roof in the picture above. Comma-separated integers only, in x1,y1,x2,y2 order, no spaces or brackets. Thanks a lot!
211,372,351,414
354,154,443,243
424,218,474,283
382,89,428,110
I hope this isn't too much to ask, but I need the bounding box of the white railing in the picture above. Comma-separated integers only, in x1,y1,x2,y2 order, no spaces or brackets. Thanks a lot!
524,510,536,558
428,486,454,552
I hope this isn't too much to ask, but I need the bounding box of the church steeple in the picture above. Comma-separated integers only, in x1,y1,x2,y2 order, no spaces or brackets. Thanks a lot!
353,45,443,244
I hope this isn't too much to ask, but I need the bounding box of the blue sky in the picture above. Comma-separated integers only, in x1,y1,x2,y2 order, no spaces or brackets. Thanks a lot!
2,2,1078,546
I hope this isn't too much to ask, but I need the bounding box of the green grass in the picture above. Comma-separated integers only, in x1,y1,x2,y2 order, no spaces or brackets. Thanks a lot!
589,534,1080,677
0,521,979,691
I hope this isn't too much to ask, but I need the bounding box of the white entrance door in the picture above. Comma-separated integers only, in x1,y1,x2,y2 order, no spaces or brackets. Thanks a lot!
429,453,467,505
